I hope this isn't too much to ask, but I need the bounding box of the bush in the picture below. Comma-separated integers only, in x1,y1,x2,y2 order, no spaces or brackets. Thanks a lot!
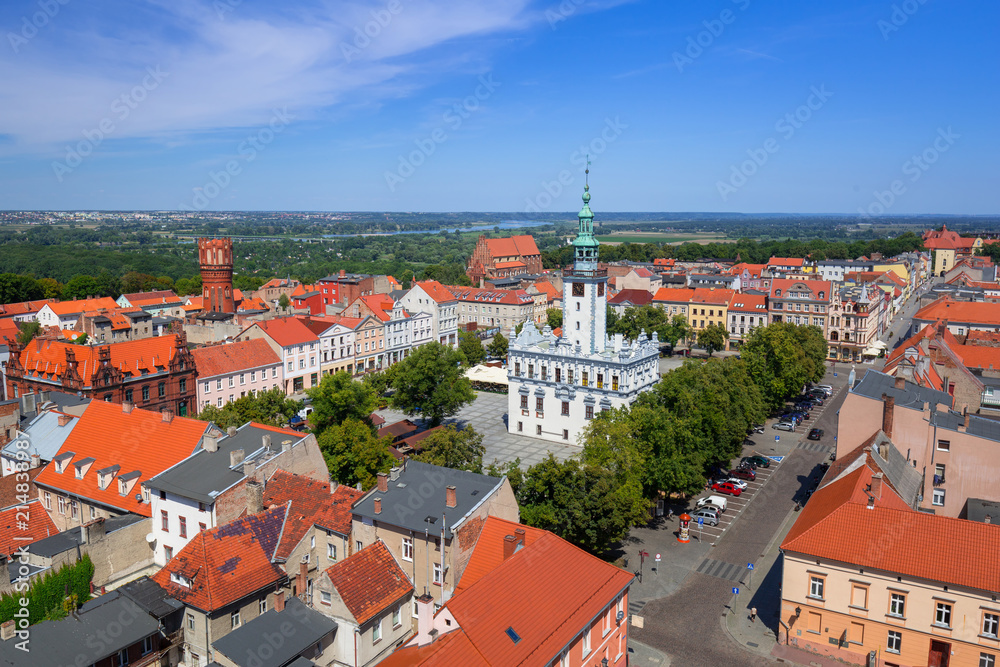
0,555,94,626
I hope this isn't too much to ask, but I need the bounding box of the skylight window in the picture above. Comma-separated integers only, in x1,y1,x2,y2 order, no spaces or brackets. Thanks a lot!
505,627,521,644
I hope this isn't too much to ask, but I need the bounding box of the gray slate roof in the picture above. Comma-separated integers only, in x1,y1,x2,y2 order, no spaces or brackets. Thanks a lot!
965,498,1000,524
353,460,505,538
934,409,1000,443
0,590,160,666
27,513,146,559
2,409,80,463
852,370,952,411
145,424,305,504
119,576,183,619
212,597,336,667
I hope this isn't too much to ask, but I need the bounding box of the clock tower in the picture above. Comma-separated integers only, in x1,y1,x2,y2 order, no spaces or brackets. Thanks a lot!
562,165,607,354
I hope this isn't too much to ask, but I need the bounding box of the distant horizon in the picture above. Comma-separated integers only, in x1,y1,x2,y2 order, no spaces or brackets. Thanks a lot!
4,210,999,218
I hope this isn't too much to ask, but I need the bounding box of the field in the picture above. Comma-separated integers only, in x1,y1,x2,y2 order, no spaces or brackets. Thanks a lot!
595,231,733,245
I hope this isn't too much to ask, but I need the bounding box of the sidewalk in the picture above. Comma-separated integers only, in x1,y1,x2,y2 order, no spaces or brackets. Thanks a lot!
628,638,671,666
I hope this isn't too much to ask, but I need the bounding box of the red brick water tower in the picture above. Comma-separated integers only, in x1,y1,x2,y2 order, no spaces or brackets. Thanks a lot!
199,238,235,313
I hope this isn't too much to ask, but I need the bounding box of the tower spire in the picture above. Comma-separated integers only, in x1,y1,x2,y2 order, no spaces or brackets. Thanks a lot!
572,161,598,270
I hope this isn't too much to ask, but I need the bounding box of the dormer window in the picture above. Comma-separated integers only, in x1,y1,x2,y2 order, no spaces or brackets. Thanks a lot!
170,572,192,588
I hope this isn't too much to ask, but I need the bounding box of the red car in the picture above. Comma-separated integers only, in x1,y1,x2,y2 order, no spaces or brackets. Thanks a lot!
730,467,756,481
711,481,743,496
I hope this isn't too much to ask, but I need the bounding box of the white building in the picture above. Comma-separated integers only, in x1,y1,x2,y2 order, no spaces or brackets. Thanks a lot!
507,179,660,445
398,281,459,347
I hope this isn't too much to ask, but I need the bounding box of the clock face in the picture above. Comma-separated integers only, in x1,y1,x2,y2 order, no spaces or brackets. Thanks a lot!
572,282,585,297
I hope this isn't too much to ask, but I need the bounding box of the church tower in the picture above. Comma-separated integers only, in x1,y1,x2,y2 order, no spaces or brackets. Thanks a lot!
562,164,608,354
198,238,235,313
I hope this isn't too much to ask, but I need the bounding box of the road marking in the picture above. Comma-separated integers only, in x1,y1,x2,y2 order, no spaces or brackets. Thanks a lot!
696,558,743,581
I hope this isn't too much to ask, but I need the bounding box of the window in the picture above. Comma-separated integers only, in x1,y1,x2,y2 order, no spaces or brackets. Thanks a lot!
44,492,51,510
231,610,241,629
179,379,186,393
612,375,619,391
809,576,824,599
199,522,206,532
561,401,569,416
585,405,594,420
250,371,256,382
536,397,544,412
433,562,442,585
935,463,946,484
328,543,337,560
982,653,996,667
563,429,569,440
887,630,901,653
517,421,523,432
356,540,363,552
537,425,542,435
402,537,413,562
393,606,402,627
932,489,945,506
239,373,246,385
983,612,999,638
373,619,382,643
581,628,591,657
259,598,267,614
520,395,528,410
142,636,154,655
158,382,166,398
568,369,574,384
71,500,78,519
164,545,173,561
142,385,150,401
541,367,547,381
937,439,951,451
515,362,520,375
125,388,133,402
889,592,905,617
555,368,561,382
216,379,222,390
597,373,603,389
179,516,187,538
187,613,195,630
161,510,169,532
114,648,128,667
217,397,222,407
582,371,589,386
935,601,952,627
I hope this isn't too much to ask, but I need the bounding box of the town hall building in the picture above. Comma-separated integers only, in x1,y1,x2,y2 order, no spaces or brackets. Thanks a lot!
506,176,660,445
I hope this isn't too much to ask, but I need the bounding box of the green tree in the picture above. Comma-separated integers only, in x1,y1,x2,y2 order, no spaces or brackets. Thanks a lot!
742,322,827,410
305,371,378,433
0,273,42,304
37,277,63,300
487,332,508,359
413,425,485,473
458,331,486,367
485,457,523,496
61,275,102,300
663,314,692,347
390,342,476,426
197,388,303,429
546,308,562,330
16,321,41,345
697,322,728,355
316,417,395,488
278,293,291,311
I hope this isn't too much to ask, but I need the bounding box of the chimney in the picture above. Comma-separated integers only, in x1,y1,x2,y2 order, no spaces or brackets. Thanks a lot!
273,589,285,613
414,594,438,647
0,620,14,642
281,439,293,452
339,269,346,278
986,515,992,524
0,558,7,592
330,479,339,493
161,409,174,423
122,401,134,414
514,528,525,545
230,449,245,467
963,404,970,430
227,426,238,437
30,453,40,469
503,534,517,560
246,480,263,514
374,498,381,514
243,459,255,478
936,319,947,337
57,414,72,427
377,472,388,493
262,434,272,451
389,467,401,481
202,433,219,453
297,560,308,601
446,485,456,508
881,394,895,438
894,376,905,390
870,472,883,499
81,517,105,545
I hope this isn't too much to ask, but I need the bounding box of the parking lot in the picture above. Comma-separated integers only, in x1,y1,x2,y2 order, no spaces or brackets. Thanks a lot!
680,385,840,543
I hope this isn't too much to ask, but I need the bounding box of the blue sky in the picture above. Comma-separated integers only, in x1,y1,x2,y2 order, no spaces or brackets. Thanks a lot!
0,0,996,213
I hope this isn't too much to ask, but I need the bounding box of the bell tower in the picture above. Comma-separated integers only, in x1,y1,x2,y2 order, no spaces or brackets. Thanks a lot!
198,238,235,313
562,160,608,354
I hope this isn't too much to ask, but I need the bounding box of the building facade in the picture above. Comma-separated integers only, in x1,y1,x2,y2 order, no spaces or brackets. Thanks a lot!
199,238,236,314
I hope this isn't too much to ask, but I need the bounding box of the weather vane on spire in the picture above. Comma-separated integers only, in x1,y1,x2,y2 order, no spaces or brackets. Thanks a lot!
585,155,590,189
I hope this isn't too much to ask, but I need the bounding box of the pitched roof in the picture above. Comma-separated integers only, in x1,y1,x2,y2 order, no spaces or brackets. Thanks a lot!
532,280,561,301
353,294,397,322
691,287,735,305
33,401,208,517
46,297,120,316
729,262,767,278
0,466,44,510
0,500,57,557
767,257,805,267
244,317,320,347
952,343,1000,371
607,289,653,306
652,287,695,303
415,280,459,304
261,470,364,556
455,516,548,594
0,299,55,319
769,278,833,300
782,465,1000,593
212,597,336,667
121,290,179,303
325,541,414,625
152,506,288,612
15,334,189,385
483,235,540,259
914,296,1000,326
447,286,534,306
727,293,768,311
191,339,281,378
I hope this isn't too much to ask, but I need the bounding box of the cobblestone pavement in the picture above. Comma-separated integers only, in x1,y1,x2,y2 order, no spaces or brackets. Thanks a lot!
374,390,578,468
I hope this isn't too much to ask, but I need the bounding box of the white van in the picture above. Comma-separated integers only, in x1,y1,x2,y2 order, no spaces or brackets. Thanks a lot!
697,495,728,513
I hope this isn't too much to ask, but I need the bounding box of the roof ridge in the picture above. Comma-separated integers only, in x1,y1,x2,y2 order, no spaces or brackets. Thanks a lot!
272,501,292,561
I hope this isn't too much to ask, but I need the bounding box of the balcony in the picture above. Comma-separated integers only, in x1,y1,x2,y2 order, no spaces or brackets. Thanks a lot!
562,267,607,278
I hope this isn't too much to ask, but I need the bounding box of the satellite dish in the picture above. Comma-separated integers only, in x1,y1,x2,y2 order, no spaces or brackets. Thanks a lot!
145,533,156,543
135,494,143,502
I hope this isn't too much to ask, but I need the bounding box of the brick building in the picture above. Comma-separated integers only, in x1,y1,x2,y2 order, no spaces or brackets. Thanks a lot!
466,235,543,285
198,237,236,314
5,334,197,416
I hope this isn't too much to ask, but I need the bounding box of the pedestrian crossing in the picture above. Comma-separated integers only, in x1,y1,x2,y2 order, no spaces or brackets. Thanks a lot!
695,558,744,581
796,440,831,452
628,600,647,616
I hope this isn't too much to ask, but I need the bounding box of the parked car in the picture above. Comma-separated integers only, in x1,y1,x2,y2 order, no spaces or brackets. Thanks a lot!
690,509,720,526
739,457,757,470
773,421,795,431
711,481,743,496
808,428,824,440
725,478,749,490
750,424,765,434
814,384,833,395
744,455,771,469
697,495,728,512
730,467,756,481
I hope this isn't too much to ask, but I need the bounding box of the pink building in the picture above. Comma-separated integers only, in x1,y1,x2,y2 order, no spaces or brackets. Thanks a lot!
191,338,282,412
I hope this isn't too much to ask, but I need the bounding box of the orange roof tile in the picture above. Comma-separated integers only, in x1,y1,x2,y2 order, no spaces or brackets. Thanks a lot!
915,296,1000,327
455,517,547,594
767,257,805,267
0,299,56,319
607,289,653,306
769,278,833,300
261,470,363,557
191,339,280,378
0,500,57,557
243,317,320,348
379,631,488,667
484,235,540,260
128,294,183,307
0,319,20,345
0,467,43,511
325,541,413,625
16,335,189,388
33,401,208,517
47,298,119,316
152,506,288,612
952,344,1000,371
121,290,178,303
415,280,459,304
727,293,768,311
729,262,767,277
532,281,561,301
447,286,534,307
238,297,269,312
691,287,735,305
652,287,695,303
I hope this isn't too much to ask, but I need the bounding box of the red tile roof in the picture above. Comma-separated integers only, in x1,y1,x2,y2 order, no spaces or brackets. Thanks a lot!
0,299,56,319
261,470,364,556
191,339,280,379
243,317,320,348
769,278,833,300
16,334,189,385
691,287,735,305
607,289,654,306
415,281,459,304
325,541,413,625
121,290,178,303
915,296,1000,327
46,298,120,316
484,235,540,260
493,261,526,270
152,506,288,612
379,631,487,667
729,263,767,278
0,467,43,510
782,465,1000,592
455,517,547,594
128,295,183,308
447,286,534,306
0,500,57,558
532,281,561,301
353,294,397,322
0,319,20,346
652,287,695,303
767,257,805,267
951,344,1000,371
34,401,208,517
727,293,768,311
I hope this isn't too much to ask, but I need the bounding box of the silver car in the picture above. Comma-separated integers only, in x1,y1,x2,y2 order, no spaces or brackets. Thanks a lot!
773,421,795,431
691,509,720,526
